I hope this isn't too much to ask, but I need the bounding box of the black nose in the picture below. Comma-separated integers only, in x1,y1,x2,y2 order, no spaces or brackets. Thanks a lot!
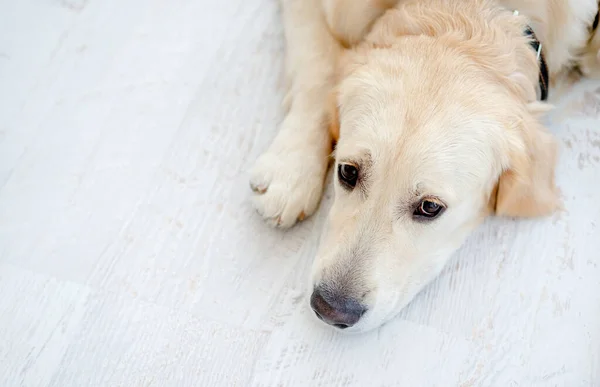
310,288,367,329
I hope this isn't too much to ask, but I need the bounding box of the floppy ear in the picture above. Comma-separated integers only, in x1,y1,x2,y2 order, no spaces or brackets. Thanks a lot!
495,109,559,218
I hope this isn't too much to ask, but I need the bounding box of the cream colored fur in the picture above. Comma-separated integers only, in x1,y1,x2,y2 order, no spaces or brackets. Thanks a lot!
250,0,600,332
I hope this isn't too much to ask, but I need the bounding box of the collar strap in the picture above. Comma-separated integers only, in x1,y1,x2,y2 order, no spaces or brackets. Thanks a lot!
524,25,549,101
513,10,549,101
593,3,600,32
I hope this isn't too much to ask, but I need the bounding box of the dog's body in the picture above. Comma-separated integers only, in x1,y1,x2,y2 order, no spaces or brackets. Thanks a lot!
250,0,600,332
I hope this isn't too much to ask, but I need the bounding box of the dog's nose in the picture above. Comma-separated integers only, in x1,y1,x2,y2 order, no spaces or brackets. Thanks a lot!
310,288,366,329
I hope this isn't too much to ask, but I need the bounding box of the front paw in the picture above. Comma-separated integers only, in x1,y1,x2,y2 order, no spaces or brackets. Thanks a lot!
250,146,327,228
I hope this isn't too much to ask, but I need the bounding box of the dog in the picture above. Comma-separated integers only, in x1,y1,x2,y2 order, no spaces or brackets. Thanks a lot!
249,0,600,333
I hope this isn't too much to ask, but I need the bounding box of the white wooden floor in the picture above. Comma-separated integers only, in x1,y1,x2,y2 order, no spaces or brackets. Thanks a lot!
1,0,600,386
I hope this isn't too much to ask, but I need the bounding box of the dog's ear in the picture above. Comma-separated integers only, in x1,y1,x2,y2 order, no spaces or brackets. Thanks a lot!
495,106,559,217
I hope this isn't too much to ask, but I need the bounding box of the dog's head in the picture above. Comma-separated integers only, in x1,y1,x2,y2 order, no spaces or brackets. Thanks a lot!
310,9,558,332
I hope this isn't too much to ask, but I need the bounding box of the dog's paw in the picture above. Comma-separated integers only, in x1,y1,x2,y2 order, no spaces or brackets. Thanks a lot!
250,145,327,228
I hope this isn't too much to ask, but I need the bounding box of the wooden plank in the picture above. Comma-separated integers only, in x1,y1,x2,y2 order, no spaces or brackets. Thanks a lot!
0,0,599,385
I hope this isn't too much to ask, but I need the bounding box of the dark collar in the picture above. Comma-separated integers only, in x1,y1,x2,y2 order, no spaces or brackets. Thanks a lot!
520,4,600,102
527,4,600,101
524,25,549,101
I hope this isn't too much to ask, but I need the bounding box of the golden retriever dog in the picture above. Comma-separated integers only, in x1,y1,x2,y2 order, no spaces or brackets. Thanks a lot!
250,0,600,332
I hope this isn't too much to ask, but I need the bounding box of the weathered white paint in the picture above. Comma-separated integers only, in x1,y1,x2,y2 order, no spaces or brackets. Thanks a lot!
0,0,599,386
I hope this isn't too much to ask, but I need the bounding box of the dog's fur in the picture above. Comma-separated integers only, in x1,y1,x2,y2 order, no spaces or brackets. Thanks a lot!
250,0,600,332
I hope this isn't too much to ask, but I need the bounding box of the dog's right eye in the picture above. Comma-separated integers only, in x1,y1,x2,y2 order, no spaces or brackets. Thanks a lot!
413,198,445,220
338,163,358,189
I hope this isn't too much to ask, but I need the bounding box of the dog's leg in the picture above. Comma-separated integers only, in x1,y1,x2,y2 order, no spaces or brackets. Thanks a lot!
322,0,399,46
250,0,340,228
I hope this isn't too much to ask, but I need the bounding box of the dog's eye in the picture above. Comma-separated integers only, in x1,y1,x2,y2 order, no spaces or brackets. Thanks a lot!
414,199,445,219
338,163,358,189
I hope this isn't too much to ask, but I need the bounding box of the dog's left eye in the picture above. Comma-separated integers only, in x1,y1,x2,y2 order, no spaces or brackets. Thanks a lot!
338,163,358,189
413,199,445,219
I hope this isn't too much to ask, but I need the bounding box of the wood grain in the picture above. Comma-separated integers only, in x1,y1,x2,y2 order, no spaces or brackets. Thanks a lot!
1,0,599,385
